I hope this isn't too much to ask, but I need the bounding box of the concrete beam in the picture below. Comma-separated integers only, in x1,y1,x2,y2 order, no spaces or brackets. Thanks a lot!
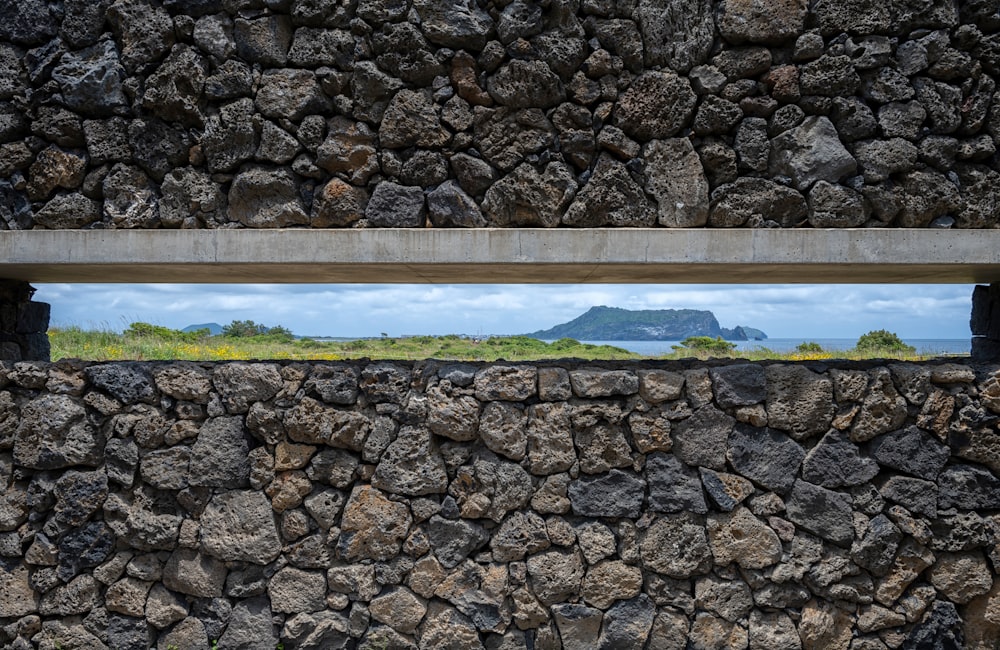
2,229,1000,284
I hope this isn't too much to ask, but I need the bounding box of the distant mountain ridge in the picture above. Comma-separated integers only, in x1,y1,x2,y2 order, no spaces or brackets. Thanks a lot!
526,306,767,341
182,322,224,335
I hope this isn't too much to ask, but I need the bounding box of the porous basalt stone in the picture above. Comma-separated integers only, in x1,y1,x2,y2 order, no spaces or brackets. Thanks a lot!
3,358,1000,647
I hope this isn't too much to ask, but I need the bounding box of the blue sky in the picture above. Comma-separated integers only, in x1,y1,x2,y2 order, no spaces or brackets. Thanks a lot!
34,283,974,340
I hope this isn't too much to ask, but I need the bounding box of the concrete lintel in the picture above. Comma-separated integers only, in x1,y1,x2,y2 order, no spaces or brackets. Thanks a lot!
2,228,1000,284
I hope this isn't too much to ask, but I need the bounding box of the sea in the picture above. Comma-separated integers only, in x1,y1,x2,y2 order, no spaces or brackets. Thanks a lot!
562,338,972,357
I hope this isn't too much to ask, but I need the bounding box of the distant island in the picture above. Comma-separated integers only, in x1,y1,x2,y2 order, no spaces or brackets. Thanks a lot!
526,306,767,341
182,322,224,335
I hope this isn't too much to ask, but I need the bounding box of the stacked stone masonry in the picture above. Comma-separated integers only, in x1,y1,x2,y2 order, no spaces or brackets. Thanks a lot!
0,282,50,363
2,358,1000,648
3,0,1000,230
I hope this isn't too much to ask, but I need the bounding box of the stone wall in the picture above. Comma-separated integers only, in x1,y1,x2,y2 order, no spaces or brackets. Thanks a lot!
2,358,1000,649
3,0,1000,230
0,282,50,362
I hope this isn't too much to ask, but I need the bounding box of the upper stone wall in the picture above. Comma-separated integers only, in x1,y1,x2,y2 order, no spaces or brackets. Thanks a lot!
2,0,999,230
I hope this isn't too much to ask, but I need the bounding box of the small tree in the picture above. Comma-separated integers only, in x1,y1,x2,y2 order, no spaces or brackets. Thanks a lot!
222,320,270,337
672,336,737,354
855,329,915,354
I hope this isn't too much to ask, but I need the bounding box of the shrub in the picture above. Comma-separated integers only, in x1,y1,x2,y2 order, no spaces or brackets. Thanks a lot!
796,341,824,353
124,322,206,342
673,336,737,354
855,329,915,354
222,320,293,341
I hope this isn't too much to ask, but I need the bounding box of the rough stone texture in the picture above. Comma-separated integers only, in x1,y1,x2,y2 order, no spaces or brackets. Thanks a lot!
709,177,807,227
227,168,308,228
672,405,735,470
200,491,281,564
727,424,805,494
568,469,646,518
786,479,855,547
870,426,950,479
641,514,713,578
4,1,998,231
643,138,710,227
338,485,412,561
765,365,835,441
647,452,708,513
802,430,879,488
707,506,783,569
614,72,698,140
2,359,1000,647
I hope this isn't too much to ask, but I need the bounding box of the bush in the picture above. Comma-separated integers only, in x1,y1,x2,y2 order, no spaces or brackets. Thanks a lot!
855,329,915,354
222,320,293,341
796,341,824,353
673,336,737,354
124,322,206,342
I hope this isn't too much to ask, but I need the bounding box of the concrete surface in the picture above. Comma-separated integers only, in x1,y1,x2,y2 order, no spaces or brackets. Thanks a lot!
2,229,999,284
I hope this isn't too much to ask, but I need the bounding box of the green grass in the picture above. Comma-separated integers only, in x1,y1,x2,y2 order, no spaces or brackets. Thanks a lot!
47,326,953,362
47,328,640,362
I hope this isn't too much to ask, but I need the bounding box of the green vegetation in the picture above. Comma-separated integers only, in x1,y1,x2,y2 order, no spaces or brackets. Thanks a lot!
48,326,640,361
672,336,738,355
222,319,294,341
47,324,945,362
854,329,916,354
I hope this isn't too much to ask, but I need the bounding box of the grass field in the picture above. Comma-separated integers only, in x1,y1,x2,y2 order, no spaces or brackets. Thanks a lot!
46,325,948,362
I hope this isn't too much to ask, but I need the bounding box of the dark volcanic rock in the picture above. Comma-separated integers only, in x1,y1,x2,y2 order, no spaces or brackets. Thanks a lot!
672,406,735,470
425,515,490,569
786,479,854,547
568,469,646,518
365,182,426,228
614,71,698,140
852,514,902,579
710,364,766,408
107,0,175,72
51,40,128,117
647,452,708,514
201,99,257,173
228,168,308,228
727,424,804,494
768,116,857,192
904,600,964,650
937,464,1000,510
636,0,715,72
871,426,950,480
879,475,938,518
563,155,657,227
709,178,806,227
802,430,879,489
488,60,565,109
427,181,487,228
482,162,576,227
234,15,291,67
85,364,156,405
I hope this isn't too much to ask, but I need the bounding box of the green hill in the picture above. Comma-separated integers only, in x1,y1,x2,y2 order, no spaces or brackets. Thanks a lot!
526,306,767,341
182,322,224,335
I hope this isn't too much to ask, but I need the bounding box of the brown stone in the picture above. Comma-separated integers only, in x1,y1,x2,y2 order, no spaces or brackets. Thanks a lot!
337,485,412,561
582,560,643,609
799,599,852,650
707,506,783,569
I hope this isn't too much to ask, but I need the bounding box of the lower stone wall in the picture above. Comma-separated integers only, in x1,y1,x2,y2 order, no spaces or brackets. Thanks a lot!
2,358,1000,649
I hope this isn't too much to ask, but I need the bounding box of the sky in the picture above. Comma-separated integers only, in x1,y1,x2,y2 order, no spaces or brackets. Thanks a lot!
33,283,974,340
